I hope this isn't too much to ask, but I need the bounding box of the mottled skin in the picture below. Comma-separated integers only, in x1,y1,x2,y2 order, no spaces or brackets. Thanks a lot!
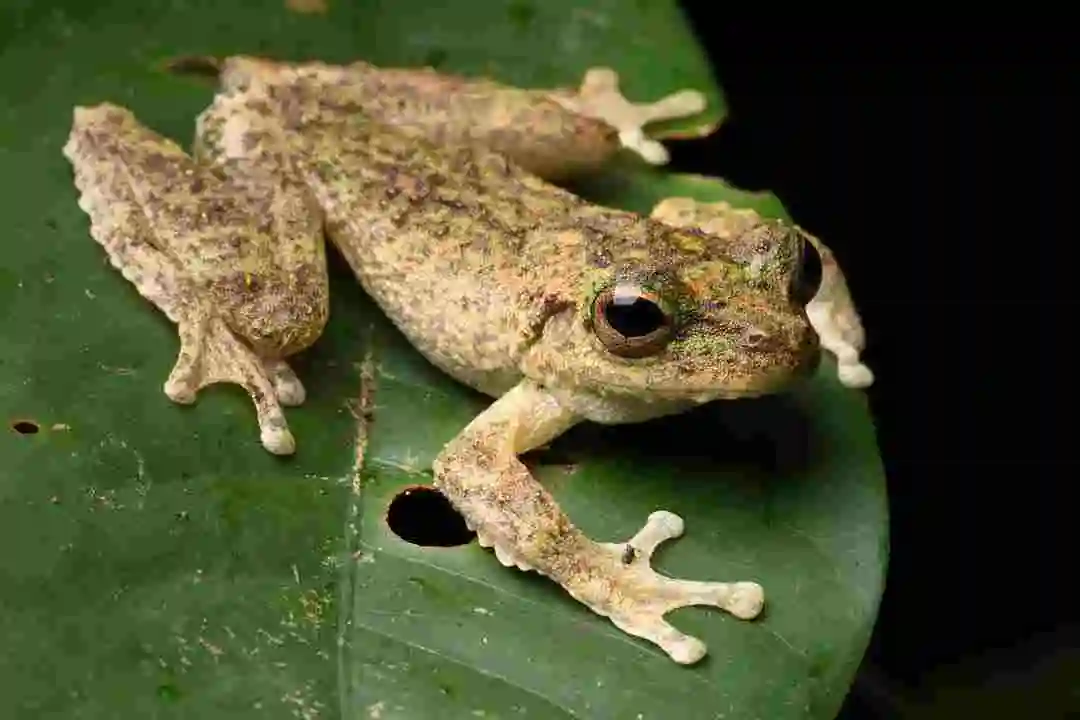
63,104,328,454
170,55,705,179
650,198,874,388
63,58,840,664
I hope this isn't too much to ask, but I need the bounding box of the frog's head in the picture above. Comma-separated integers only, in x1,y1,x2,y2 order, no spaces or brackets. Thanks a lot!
522,219,822,422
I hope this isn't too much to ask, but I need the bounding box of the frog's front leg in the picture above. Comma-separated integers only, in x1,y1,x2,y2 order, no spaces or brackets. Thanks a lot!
434,379,763,665
650,197,875,389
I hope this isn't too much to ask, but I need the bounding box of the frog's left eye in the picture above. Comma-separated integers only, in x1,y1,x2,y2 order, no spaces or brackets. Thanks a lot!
591,282,675,358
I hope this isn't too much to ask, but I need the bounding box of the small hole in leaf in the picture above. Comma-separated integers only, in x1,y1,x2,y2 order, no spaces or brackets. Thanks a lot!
386,486,475,547
11,420,40,435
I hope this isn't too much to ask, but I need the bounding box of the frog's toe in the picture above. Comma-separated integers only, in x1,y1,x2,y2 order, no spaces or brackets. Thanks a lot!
611,612,707,665
596,510,764,664
187,316,298,455
264,358,306,406
609,575,763,664
260,421,296,456
838,360,874,389
164,375,197,404
164,323,207,404
274,379,306,406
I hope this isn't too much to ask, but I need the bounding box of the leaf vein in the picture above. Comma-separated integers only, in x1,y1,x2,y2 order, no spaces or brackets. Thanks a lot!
348,620,583,719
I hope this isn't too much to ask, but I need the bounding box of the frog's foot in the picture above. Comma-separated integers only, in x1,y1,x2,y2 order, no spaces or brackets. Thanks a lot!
808,298,874,389
550,67,706,165
805,266,874,389
600,510,763,664
478,510,763,665
163,312,296,455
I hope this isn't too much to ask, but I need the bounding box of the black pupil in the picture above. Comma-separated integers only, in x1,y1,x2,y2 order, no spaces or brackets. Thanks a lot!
606,296,666,337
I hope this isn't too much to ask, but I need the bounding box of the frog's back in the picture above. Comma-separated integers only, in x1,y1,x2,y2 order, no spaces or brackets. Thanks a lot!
293,111,599,394
217,79,725,396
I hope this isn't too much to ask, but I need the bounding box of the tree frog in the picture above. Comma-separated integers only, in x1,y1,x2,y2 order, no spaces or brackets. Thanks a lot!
62,57,868,664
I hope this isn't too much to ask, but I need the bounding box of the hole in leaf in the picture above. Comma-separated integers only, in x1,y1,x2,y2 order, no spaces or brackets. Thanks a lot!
11,420,39,435
386,485,475,547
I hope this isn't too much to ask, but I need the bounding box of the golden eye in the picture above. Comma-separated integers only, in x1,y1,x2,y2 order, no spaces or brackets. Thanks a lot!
591,282,675,358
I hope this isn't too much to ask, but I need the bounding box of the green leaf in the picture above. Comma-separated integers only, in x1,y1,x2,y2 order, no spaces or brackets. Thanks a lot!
0,1,886,719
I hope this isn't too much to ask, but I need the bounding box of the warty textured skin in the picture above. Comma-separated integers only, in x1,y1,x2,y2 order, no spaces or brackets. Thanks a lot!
198,66,820,664
173,54,621,181
195,75,820,420
65,104,328,357
62,103,329,454
63,57,840,664
650,197,875,389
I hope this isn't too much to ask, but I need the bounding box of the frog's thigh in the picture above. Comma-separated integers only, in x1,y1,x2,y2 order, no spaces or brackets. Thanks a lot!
433,379,764,665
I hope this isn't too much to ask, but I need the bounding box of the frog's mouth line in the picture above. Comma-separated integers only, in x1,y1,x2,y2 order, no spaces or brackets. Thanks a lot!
597,342,822,400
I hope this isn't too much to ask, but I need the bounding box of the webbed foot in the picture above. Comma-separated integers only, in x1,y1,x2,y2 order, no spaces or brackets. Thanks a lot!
598,510,763,664
477,509,763,665
163,312,297,455
550,67,707,165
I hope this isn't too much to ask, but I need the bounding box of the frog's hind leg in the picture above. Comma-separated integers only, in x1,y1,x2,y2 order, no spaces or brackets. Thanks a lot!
550,68,707,165
65,162,296,455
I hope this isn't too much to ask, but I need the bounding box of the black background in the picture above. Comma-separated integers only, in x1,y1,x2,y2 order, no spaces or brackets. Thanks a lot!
670,16,1077,718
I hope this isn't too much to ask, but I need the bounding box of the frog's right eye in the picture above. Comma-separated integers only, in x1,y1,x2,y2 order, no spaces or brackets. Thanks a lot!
591,281,675,358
